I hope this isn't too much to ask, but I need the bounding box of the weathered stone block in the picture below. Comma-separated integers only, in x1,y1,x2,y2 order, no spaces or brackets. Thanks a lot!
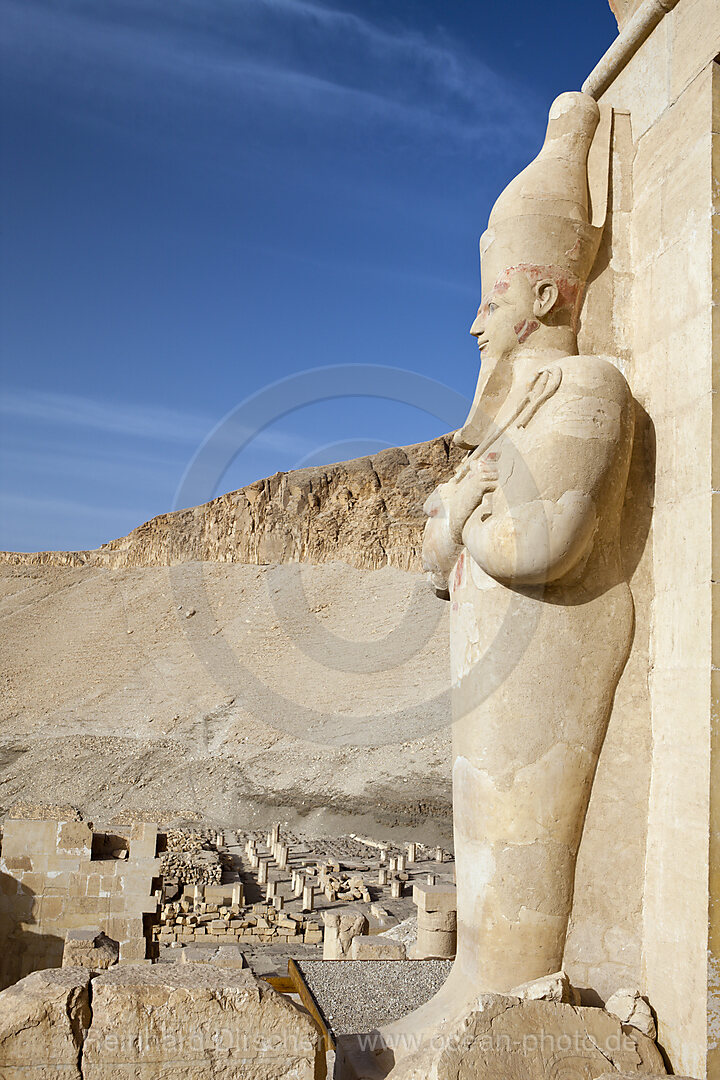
3,856,32,872
129,823,158,860
17,871,46,895
73,896,105,916
414,927,455,959
605,988,657,1040
323,910,368,960
36,895,64,922
214,944,246,969
412,882,456,914
340,996,665,1080
57,822,93,857
0,967,91,1079
107,915,145,940
509,970,579,1005
45,857,80,875
63,930,119,972
204,885,234,906
117,891,158,915
1,820,56,858
86,874,102,897
418,909,456,933
83,964,324,1079
350,936,406,961
118,938,147,962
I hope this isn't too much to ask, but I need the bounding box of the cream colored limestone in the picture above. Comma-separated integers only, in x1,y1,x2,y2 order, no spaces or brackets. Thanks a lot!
350,937,406,961
508,970,580,1006
605,988,656,1040
337,995,665,1080
576,1,720,1074
0,967,91,1080
322,910,368,960
411,883,457,960
0,816,158,990
0,965,324,1079
420,91,634,1016
62,930,119,972
82,964,324,1079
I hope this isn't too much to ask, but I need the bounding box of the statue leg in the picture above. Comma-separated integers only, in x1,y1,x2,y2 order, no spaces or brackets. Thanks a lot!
336,581,633,1078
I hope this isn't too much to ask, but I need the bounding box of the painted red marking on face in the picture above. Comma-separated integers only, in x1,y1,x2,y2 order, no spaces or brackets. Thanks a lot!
514,319,540,343
453,552,465,592
489,264,582,328
429,506,439,518
486,452,498,461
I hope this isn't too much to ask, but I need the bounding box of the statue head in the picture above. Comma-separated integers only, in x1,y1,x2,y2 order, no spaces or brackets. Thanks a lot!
456,91,611,447
469,263,582,363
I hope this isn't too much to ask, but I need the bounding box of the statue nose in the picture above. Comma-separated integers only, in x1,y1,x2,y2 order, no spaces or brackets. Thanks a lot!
470,311,484,337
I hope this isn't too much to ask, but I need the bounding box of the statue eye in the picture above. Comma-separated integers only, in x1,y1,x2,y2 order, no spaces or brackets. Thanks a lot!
488,303,497,314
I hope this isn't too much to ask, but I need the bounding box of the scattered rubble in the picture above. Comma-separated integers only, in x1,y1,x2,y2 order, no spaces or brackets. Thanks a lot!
605,987,657,1040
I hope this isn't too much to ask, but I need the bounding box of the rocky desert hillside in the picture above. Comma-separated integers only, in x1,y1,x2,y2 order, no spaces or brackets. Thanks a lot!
0,434,462,573
0,435,461,840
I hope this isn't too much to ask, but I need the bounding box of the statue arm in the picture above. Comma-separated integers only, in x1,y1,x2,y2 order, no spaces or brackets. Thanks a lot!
461,489,598,586
461,364,633,586
422,487,464,593
422,461,498,591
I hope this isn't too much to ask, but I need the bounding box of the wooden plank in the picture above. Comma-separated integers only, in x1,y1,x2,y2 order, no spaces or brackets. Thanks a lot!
288,958,335,1053
266,974,295,994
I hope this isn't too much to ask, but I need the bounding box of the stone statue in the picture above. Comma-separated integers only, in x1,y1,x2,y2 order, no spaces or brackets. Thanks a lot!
341,93,636,1076
420,90,635,1009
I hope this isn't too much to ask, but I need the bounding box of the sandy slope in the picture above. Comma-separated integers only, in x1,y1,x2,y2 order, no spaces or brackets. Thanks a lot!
0,560,453,841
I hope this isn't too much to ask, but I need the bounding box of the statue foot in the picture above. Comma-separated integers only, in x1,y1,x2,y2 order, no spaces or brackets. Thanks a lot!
334,963,474,1080
333,966,665,1080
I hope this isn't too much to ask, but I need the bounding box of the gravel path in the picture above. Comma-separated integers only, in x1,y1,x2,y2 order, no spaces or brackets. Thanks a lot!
296,959,453,1037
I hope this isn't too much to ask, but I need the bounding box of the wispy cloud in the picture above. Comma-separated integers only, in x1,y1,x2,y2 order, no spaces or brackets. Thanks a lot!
0,386,321,551
0,491,137,524
0,388,318,460
0,0,531,147
0,388,213,444
235,0,470,97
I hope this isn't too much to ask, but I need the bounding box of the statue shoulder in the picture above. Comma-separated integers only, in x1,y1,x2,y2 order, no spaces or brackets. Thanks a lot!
556,354,632,407
541,354,634,447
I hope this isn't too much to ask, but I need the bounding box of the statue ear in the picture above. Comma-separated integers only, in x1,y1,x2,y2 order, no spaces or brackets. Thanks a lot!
533,279,559,318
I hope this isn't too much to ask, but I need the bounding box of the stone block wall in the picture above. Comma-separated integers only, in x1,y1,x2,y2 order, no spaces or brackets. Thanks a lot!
568,3,720,1074
0,818,160,990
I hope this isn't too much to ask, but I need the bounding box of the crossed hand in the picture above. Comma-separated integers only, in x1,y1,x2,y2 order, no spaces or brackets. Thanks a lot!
425,454,499,546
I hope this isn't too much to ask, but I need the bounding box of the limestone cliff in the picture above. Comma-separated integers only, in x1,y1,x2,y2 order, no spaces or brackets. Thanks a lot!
0,434,462,573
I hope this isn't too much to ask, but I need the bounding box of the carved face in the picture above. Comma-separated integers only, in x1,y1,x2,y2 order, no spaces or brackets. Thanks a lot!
469,271,560,361
470,274,535,361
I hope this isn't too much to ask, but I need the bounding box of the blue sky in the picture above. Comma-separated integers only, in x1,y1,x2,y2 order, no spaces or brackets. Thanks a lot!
0,0,618,553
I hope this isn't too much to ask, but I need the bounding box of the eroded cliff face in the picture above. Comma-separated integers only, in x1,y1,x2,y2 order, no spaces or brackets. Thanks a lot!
0,434,463,573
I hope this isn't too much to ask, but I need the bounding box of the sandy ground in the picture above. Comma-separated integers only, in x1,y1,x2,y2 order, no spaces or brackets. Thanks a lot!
0,560,453,842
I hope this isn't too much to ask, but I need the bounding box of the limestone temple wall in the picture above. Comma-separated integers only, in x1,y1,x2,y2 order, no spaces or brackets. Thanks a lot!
0,817,159,990
566,2,720,1073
